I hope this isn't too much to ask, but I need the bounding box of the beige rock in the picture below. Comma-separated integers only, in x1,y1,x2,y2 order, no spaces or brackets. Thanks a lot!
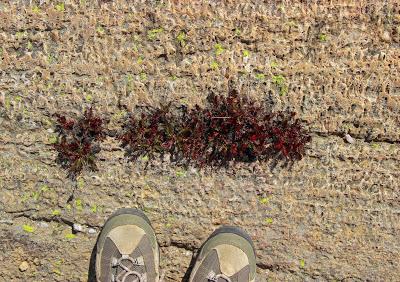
33,258,40,266
0,1,400,282
19,261,29,272
345,134,355,144
380,30,391,42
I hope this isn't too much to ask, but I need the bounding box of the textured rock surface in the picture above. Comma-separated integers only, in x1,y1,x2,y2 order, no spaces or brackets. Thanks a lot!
1,1,399,281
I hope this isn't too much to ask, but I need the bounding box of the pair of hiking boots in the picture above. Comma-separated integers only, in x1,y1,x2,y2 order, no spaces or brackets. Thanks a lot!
96,208,257,282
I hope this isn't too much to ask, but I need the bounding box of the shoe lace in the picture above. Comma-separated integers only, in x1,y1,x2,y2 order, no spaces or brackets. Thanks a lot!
111,255,146,282
207,271,232,282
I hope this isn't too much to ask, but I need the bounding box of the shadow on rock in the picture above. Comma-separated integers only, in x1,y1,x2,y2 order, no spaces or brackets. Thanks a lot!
181,251,198,282
87,233,100,282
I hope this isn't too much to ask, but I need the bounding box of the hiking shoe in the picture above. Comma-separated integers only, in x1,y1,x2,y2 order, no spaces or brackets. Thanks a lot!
96,208,159,282
189,226,256,282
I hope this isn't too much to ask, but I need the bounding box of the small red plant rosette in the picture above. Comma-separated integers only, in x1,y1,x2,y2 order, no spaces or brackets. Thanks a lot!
53,107,105,179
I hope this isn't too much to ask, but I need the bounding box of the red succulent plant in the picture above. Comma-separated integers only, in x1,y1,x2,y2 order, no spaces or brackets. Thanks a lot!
119,90,311,167
52,107,105,179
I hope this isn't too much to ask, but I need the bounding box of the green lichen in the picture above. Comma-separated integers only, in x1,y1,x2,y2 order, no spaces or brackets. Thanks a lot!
42,117,54,128
166,216,176,228
53,259,64,276
23,224,35,233
147,28,163,40
32,191,40,201
139,72,147,81
175,169,186,177
32,6,41,13
272,74,288,96
243,50,250,57
176,31,186,46
234,28,241,36
255,73,265,80
96,26,105,35
75,199,83,211
16,31,27,39
52,209,61,216
132,35,142,52
299,259,305,268
40,185,49,192
21,192,30,203
270,61,278,68
53,268,62,276
214,43,224,55
77,177,85,189
4,97,9,110
142,206,152,213
371,143,380,149
55,3,65,12
27,41,33,51
22,108,29,118
210,61,219,69
180,97,189,105
112,110,127,122
65,233,76,239
47,54,56,64
265,218,273,224
126,74,134,83
55,259,64,266
137,56,144,64
90,204,98,213
85,94,93,102
319,33,327,42
272,74,285,85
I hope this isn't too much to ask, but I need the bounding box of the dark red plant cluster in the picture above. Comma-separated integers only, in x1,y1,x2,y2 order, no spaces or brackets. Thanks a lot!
120,90,311,167
119,103,178,162
53,107,105,179
52,91,311,179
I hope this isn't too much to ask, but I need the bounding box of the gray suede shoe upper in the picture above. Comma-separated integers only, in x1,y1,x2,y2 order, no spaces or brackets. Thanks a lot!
189,227,256,282
96,209,159,282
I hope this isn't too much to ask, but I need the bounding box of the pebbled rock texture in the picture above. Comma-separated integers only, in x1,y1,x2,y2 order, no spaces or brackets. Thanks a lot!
1,1,399,281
